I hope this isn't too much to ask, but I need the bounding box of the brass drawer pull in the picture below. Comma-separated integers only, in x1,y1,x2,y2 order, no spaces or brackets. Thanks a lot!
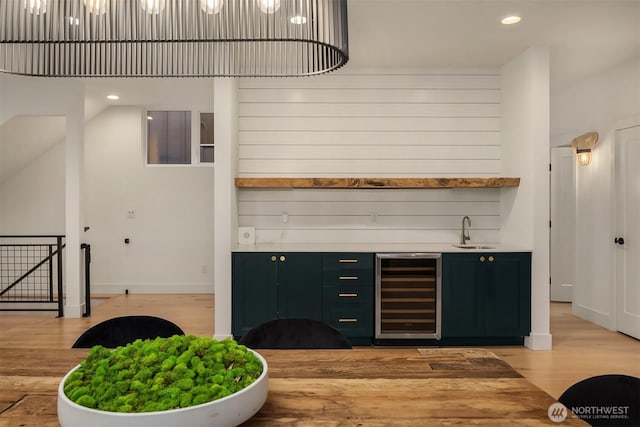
271,256,277,262
338,293,358,298
488,256,495,262
338,318,358,323
338,259,358,263
280,255,286,262
479,256,486,262
339,276,359,280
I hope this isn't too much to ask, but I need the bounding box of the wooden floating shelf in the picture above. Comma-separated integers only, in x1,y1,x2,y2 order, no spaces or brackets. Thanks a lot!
235,177,520,189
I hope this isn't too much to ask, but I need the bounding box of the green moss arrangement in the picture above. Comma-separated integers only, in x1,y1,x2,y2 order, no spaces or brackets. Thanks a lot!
63,335,263,413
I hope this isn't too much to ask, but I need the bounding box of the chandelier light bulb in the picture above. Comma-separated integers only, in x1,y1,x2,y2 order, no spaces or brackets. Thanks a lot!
501,15,522,25
84,0,108,15
259,0,280,14
201,0,224,15
140,0,166,15
24,0,47,14
290,15,307,24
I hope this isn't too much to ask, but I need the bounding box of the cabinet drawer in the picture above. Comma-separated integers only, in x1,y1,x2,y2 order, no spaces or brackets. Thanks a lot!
323,306,373,337
322,253,374,270
322,286,372,306
322,269,373,287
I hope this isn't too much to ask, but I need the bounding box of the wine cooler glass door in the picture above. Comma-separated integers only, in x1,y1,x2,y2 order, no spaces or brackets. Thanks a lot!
375,253,441,339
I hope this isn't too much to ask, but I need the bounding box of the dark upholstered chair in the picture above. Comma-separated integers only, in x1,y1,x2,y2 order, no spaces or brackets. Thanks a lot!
558,374,640,426
72,315,185,348
238,318,352,349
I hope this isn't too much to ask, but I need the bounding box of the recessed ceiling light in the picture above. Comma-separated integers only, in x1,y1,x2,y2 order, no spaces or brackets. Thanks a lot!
106,94,119,100
290,15,307,25
501,15,522,25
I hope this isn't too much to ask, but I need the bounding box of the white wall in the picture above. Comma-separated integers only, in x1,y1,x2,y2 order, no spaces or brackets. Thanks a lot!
501,47,551,350
552,57,640,329
0,75,217,295
237,69,503,245
0,73,86,317
84,107,215,294
1,138,65,233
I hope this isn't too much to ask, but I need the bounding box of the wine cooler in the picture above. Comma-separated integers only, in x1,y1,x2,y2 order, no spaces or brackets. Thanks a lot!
375,253,441,340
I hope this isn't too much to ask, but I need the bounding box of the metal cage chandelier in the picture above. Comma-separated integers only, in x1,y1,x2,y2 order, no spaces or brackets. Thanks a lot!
0,0,349,77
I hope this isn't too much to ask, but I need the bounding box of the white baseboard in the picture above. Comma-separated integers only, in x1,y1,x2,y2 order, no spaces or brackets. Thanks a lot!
93,283,214,294
572,303,613,330
525,333,553,350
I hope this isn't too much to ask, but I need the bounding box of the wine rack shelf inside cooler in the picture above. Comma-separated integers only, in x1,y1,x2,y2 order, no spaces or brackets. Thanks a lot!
376,255,441,339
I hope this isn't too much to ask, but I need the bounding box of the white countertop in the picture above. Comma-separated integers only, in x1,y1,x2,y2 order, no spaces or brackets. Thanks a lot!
233,242,532,253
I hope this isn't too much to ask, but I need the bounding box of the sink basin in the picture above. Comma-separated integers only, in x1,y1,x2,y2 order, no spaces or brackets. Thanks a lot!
452,244,495,249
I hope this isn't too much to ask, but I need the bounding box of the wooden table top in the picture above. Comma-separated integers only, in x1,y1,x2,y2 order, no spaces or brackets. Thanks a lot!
0,347,586,426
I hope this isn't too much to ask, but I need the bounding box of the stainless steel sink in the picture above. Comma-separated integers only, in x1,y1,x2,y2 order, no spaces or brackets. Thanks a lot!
452,244,495,249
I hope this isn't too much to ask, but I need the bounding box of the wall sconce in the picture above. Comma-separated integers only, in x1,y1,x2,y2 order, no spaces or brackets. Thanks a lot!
571,132,599,166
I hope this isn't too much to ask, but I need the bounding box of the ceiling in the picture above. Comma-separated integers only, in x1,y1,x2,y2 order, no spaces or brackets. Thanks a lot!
347,0,639,88
82,0,640,112
1,0,639,184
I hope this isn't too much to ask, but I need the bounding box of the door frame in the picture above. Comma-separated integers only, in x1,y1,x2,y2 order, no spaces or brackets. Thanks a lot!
614,121,640,339
550,146,576,302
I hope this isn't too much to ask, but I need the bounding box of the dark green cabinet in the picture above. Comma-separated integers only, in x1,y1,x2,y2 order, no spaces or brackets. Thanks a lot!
232,252,373,345
321,253,374,345
232,252,321,338
442,252,531,340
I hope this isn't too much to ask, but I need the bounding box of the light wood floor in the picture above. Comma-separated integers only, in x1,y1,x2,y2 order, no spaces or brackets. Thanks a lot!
1,295,638,398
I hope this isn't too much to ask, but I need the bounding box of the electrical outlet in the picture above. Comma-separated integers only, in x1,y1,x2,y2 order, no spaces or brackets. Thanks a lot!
282,212,289,223
127,210,136,219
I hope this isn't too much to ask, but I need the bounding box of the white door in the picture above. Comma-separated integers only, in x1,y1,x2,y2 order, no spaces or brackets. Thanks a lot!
615,125,640,339
550,147,576,302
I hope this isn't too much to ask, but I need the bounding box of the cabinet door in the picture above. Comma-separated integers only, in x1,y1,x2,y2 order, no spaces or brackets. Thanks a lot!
278,253,322,320
484,253,531,336
232,253,278,337
442,254,485,337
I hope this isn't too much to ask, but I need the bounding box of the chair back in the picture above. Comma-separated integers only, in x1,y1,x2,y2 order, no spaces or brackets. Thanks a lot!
72,315,185,348
238,318,352,349
558,374,640,426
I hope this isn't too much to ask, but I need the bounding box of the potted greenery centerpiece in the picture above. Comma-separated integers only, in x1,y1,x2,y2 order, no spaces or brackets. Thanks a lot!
58,335,268,427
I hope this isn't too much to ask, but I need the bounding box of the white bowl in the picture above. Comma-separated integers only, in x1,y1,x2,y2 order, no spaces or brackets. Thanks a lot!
58,350,268,427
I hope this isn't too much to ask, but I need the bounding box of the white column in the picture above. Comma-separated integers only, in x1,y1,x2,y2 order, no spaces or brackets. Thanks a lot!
213,79,239,339
64,81,86,318
501,47,552,350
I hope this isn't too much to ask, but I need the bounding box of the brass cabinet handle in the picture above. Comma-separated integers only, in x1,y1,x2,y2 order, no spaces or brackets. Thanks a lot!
280,255,286,262
338,318,358,323
488,256,495,262
338,259,358,263
479,256,486,262
271,255,277,262
338,293,358,298
339,276,359,280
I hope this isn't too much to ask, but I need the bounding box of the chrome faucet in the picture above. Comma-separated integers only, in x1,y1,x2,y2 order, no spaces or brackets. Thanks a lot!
461,216,471,245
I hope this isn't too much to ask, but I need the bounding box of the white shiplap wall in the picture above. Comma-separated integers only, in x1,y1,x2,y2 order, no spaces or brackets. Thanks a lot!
237,70,502,244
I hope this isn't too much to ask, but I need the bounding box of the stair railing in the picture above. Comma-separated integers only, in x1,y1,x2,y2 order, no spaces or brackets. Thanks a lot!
0,235,92,317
